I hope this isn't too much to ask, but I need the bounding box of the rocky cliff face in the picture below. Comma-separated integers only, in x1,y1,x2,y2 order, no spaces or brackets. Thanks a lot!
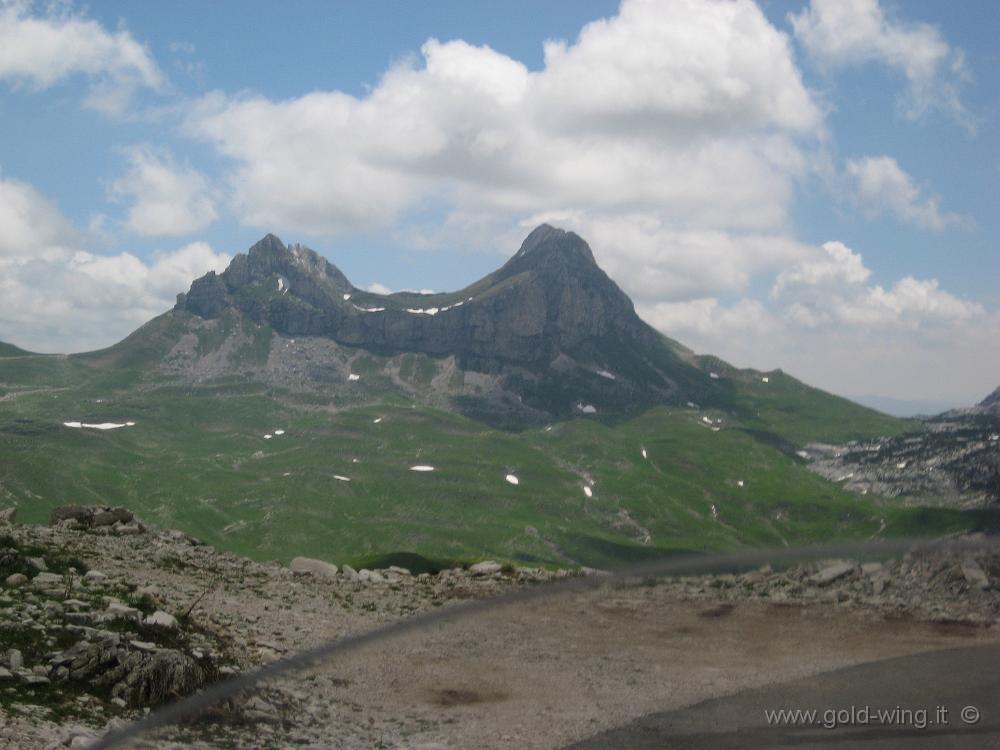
174,225,713,423
805,388,1000,507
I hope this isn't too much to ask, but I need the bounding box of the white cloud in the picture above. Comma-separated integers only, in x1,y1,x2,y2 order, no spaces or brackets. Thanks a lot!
0,176,228,352
790,0,969,124
843,156,968,231
184,0,821,240
771,240,982,329
638,297,777,339
0,0,164,115
111,145,218,237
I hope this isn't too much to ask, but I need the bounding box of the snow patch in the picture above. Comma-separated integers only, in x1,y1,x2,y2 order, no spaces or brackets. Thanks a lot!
273,429,285,436
896,461,908,469
409,465,435,472
641,447,648,460
277,278,286,294
505,474,519,486
343,293,351,301
795,450,810,459
353,304,385,313
405,307,438,316
709,372,719,380
761,376,769,383
737,480,744,488
348,373,360,382
597,370,616,380
991,434,999,441
578,404,597,414
702,416,713,424
64,421,134,430
373,417,383,424
333,475,351,482
710,504,719,520
264,434,273,440
583,485,593,498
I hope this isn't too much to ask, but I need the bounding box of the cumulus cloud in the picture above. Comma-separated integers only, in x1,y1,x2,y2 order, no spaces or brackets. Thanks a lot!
0,0,164,115
790,0,969,124
638,297,777,339
771,240,982,329
634,238,994,403
0,176,228,352
842,155,969,230
185,0,821,243
111,145,218,237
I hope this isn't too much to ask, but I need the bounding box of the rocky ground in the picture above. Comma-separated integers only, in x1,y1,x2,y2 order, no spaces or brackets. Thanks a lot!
2,506,999,749
804,397,1000,507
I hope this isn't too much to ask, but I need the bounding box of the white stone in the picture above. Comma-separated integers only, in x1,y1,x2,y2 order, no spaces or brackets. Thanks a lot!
289,557,339,579
143,610,178,630
469,561,502,576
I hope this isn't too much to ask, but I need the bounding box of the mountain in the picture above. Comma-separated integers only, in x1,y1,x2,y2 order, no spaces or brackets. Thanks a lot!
4,226,992,569
172,225,711,426
0,341,32,357
805,386,1000,507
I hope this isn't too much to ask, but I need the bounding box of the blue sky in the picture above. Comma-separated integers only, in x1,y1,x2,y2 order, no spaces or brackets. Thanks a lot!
0,0,997,407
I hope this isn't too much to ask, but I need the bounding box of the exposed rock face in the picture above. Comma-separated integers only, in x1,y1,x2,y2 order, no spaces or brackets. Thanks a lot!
804,388,1000,507
174,225,713,423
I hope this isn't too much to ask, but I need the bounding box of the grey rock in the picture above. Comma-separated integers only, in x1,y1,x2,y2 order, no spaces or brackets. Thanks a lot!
32,572,64,588
340,564,358,581
0,506,15,524
810,561,855,586
143,610,178,630
8,648,24,670
27,556,47,572
289,556,339,579
469,560,502,576
106,602,141,620
0,666,12,681
5,572,27,586
175,227,701,426
961,559,990,589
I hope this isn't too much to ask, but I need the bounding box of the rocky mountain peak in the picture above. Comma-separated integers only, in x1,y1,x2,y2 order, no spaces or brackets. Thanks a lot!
981,386,1000,409
170,225,712,423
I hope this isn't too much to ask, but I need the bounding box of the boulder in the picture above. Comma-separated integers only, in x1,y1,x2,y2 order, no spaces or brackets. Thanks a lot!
32,572,65,588
8,648,24,671
0,506,15,524
961,559,990,589
143,611,179,630
289,557,339,579
469,560,502,576
340,564,358,581
809,561,855,586
5,573,27,587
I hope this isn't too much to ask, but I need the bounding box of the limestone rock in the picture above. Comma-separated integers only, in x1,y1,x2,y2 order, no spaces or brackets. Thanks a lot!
289,557,339,579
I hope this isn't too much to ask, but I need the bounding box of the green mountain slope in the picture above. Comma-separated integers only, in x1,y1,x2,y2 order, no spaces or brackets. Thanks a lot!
1,226,984,568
